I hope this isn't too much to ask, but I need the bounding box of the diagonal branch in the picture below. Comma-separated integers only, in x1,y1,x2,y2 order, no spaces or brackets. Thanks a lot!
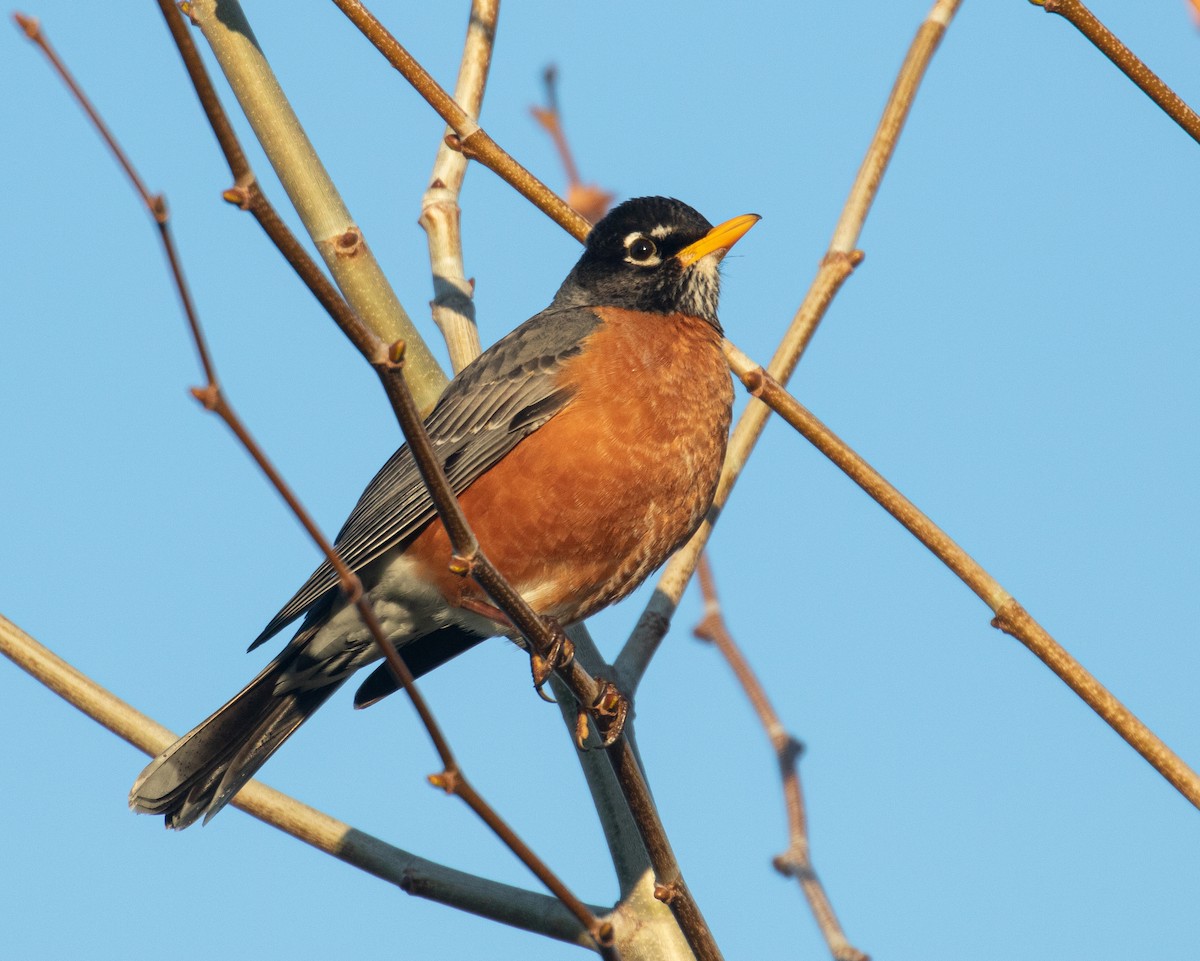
618,0,964,690
720,341,1200,812
1029,0,1200,146
694,557,867,961
0,613,598,946
18,18,616,952
183,0,447,410
330,0,591,243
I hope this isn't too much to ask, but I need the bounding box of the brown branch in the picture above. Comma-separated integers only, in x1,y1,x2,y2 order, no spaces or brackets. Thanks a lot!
419,0,499,373
329,0,591,243
1030,0,1200,146
618,0,964,690
152,1,406,384
20,19,615,953
694,557,867,961
379,339,722,959
0,614,600,947
721,341,1200,812
183,0,447,410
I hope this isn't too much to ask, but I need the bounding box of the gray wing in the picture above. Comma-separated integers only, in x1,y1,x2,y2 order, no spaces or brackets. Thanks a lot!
249,305,602,649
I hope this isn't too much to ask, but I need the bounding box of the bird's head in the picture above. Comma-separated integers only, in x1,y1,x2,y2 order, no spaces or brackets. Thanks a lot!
553,196,759,332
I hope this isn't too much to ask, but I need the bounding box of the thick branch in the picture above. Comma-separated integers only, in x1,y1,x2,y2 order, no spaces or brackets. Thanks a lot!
185,0,446,409
0,614,597,946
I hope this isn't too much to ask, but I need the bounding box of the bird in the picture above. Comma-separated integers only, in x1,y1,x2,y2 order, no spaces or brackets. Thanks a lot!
130,195,758,829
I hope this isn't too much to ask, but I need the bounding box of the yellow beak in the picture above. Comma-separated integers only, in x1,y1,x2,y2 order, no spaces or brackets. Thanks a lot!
674,213,761,268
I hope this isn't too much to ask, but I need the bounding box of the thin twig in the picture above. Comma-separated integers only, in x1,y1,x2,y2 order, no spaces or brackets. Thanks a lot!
720,341,1200,813
1030,0,1200,146
694,557,867,961
531,65,614,224
20,19,615,952
617,0,964,690
330,0,591,243
0,614,599,947
152,1,412,387
185,0,447,410
419,0,498,373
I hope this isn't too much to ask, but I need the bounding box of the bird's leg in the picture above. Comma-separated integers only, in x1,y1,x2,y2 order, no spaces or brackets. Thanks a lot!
527,617,575,694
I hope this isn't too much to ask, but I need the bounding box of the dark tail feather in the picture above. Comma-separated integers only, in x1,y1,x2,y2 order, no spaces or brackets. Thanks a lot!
130,654,343,830
353,625,487,709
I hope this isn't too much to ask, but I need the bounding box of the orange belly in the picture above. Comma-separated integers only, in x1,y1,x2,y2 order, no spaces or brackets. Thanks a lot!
404,307,733,625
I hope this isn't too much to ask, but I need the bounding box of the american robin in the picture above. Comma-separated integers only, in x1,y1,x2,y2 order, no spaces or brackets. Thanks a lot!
130,196,758,828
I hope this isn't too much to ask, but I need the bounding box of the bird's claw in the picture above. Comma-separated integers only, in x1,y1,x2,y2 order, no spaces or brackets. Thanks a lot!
529,620,574,699
575,679,628,748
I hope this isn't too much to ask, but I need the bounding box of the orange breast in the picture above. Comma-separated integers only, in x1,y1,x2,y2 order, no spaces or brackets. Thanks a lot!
405,307,733,625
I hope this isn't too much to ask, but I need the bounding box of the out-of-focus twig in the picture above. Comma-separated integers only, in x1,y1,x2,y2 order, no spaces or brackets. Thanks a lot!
1029,0,1200,146
693,557,867,961
419,0,499,373
531,65,614,224
720,341,1200,813
617,0,964,690
330,0,591,244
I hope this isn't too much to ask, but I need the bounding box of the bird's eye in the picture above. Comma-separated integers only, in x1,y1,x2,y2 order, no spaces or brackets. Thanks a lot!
628,237,657,262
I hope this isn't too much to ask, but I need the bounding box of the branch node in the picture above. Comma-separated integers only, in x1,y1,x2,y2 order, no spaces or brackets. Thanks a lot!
427,768,460,795
333,226,364,259
150,193,169,225
179,2,199,26
388,338,407,365
653,881,681,905
447,553,474,577
189,383,219,410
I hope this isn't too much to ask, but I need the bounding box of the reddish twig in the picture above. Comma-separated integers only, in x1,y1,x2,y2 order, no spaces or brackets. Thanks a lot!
1030,0,1200,146
531,65,614,224
694,556,867,961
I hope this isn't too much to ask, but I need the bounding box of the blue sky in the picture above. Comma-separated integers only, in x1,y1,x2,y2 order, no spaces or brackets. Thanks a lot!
3,2,1199,959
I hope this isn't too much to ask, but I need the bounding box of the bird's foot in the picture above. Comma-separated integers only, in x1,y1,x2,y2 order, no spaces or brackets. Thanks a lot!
575,679,628,748
529,618,574,701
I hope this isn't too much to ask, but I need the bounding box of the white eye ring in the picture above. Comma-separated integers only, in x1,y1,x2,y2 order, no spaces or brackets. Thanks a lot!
624,233,660,265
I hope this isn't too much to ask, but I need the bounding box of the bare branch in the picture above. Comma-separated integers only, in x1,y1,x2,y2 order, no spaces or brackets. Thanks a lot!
184,0,447,410
694,557,867,961
721,341,1200,813
419,0,500,373
0,613,601,945
152,0,395,382
618,0,963,690
330,0,591,243
1029,0,1200,146
531,65,614,224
